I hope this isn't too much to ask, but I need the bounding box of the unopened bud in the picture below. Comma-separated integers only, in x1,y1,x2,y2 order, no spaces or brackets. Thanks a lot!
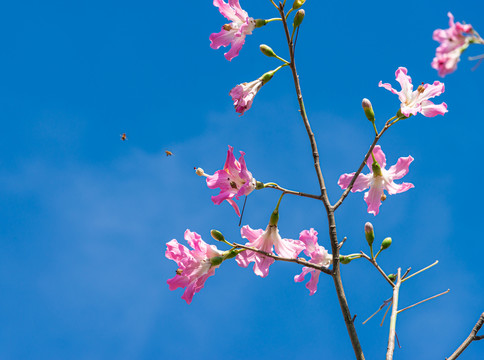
340,255,352,264
293,9,305,27
256,181,265,190
364,222,374,247
210,256,224,266
362,98,375,122
260,44,277,58
195,167,205,176
210,229,225,242
223,249,238,260
255,19,268,28
292,0,306,10
381,237,392,250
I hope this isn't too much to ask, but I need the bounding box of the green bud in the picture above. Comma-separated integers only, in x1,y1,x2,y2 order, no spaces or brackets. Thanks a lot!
223,249,238,260
255,181,265,190
387,273,397,282
372,160,383,177
292,0,306,10
210,229,225,242
381,237,392,250
260,44,277,58
362,98,375,122
340,255,352,264
255,19,268,28
364,222,374,247
210,256,224,266
260,69,276,85
293,9,305,28
269,210,279,226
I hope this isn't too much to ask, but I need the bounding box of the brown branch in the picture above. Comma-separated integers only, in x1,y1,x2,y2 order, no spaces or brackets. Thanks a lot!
397,289,450,314
278,3,364,359
231,242,333,275
360,252,395,288
386,268,402,360
265,184,323,201
446,312,484,360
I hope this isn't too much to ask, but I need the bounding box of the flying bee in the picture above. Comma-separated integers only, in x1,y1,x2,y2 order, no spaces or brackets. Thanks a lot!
120,133,127,141
165,150,173,156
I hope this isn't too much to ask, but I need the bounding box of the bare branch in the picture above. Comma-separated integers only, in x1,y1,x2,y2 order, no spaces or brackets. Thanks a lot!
397,289,450,314
264,183,323,201
386,268,402,360
446,312,484,360
360,252,395,288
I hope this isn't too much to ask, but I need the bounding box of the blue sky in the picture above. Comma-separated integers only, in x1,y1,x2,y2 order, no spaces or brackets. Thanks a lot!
1,1,483,359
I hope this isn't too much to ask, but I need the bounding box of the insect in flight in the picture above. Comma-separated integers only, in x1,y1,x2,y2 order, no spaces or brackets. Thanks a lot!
165,150,173,156
120,133,127,141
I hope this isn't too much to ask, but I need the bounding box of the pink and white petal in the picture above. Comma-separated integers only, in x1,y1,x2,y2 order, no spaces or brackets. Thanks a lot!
420,81,445,100
206,170,232,191
165,239,192,265
378,81,399,95
400,104,420,117
211,191,235,206
387,156,414,180
394,67,413,100
253,254,275,277
420,100,448,117
209,28,237,50
181,281,198,304
305,271,321,296
237,151,252,182
225,35,246,61
213,0,241,23
365,145,387,169
226,197,241,216
167,274,190,291
364,186,384,216
385,181,414,195
228,0,249,22
294,267,312,283
235,250,251,268
241,225,264,242
299,229,318,256
275,238,305,258
223,146,240,175
338,172,372,192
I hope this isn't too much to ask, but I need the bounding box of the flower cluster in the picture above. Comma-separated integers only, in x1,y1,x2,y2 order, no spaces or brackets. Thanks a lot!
432,12,474,77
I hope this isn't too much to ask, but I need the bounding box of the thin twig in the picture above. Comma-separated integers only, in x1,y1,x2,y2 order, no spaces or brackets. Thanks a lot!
278,4,365,359
360,252,395,288
401,267,411,280
338,237,347,249
362,297,392,325
264,183,323,200
397,289,450,314
381,301,392,327
446,312,484,360
401,260,438,283
386,268,401,360
231,242,333,275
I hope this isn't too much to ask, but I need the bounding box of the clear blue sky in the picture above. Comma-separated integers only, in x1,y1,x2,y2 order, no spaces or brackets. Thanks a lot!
1,1,483,359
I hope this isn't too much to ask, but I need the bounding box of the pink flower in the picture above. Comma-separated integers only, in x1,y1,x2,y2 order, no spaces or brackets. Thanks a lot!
210,0,256,61
431,13,474,77
229,79,262,115
206,145,256,216
236,224,305,277
166,230,224,304
338,145,414,216
294,229,332,296
379,67,448,118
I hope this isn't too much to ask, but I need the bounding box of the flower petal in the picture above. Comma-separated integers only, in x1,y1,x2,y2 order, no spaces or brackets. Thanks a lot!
419,100,448,117
387,156,414,180
364,185,383,216
338,172,372,192
385,181,414,195
366,145,387,169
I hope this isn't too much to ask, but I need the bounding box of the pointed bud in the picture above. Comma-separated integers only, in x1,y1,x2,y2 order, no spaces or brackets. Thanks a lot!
381,237,392,250
260,44,277,58
362,98,375,122
210,256,224,266
210,229,225,242
293,9,305,28
340,255,352,264
292,0,306,10
364,222,374,247
256,181,265,190
255,19,268,28
223,249,239,260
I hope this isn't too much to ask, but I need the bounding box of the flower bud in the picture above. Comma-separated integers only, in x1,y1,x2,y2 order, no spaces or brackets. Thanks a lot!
388,273,396,282
340,255,352,264
255,19,268,28
293,9,305,28
292,0,306,10
364,222,374,247
362,98,375,122
260,69,276,85
256,181,265,190
260,44,276,58
223,249,239,260
380,237,392,250
210,229,225,242
210,256,224,266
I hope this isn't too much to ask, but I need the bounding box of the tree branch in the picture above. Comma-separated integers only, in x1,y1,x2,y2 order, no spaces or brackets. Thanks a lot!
360,251,395,288
446,312,484,360
386,268,401,360
264,183,323,201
